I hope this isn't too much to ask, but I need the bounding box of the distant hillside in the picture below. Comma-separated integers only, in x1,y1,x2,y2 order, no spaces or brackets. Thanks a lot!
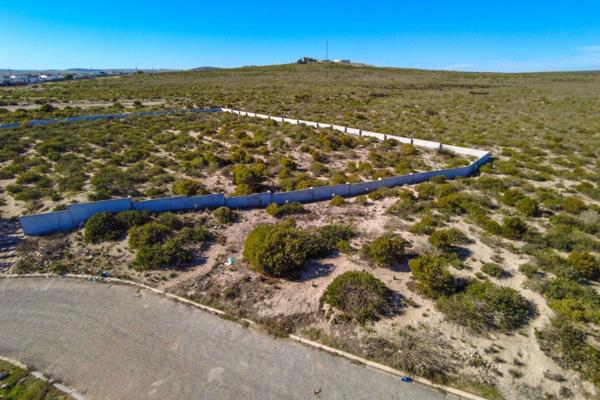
190,66,221,71
0,68,178,75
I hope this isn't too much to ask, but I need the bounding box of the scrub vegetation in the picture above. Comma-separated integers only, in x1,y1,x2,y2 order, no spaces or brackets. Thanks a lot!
2,64,600,400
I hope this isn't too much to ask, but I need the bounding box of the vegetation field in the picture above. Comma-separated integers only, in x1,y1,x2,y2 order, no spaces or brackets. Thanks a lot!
0,359,71,400
1,64,599,400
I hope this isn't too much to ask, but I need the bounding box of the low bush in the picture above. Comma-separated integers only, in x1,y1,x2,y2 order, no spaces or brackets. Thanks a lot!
243,221,310,278
212,206,238,224
516,197,539,217
265,202,307,218
536,318,600,389
172,178,206,196
330,195,345,206
311,224,356,256
500,216,529,240
362,234,406,267
561,196,586,214
156,212,185,230
567,251,599,282
428,228,469,252
409,255,460,298
437,280,534,332
409,213,439,235
519,263,542,279
538,278,600,324
84,212,123,243
132,237,191,271
481,263,509,278
179,226,212,244
115,210,152,229
320,271,393,324
128,222,171,249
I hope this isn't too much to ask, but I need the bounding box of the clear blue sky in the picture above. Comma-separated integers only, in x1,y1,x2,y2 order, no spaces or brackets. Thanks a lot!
1,1,600,72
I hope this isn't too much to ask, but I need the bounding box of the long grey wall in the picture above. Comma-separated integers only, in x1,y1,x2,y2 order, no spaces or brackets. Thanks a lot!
18,108,492,236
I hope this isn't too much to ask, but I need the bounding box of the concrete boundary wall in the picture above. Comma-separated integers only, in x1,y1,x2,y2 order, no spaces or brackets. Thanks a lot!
18,108,492,236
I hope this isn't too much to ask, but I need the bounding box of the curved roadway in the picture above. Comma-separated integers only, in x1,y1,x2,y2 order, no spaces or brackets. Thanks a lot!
0,278,448,400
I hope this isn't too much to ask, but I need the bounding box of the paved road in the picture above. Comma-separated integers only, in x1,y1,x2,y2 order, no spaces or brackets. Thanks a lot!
0,278,448,400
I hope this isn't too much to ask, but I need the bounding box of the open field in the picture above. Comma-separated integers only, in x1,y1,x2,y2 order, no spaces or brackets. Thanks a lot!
0,358,72,400
1,64,599,399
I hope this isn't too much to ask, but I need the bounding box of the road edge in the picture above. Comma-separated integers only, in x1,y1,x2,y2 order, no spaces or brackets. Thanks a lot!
0,273,487,400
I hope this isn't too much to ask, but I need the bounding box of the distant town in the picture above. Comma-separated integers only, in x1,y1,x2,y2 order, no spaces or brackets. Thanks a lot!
0,70,141,86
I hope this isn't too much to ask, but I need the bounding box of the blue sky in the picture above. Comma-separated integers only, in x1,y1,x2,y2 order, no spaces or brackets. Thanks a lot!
1,1,600,72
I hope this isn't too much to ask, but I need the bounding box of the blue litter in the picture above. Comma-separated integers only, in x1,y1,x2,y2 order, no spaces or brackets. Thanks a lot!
401,376,413,383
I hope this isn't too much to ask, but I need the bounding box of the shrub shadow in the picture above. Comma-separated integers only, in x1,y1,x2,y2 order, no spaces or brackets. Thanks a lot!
298,260,335,281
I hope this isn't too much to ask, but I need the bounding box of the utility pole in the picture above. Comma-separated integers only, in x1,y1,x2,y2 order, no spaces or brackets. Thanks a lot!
325,39,329,60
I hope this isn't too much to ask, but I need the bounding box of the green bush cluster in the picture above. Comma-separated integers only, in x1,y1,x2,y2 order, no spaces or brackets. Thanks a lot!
428,228,469,252
409,255,532,332
265,202,307,218
538,278,600,325
172,178,206,196
212,206,238,224
243,221,311,278
481,263,509,278
408,256,460,298
320,271,393,324
330,195,345,206
361,234,407,267
536,318,600,389
84,210,151,243
133,237,191,271
243,221,356,278
437,280,534,333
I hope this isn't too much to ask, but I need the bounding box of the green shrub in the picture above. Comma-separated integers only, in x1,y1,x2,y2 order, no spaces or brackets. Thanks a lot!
561,196,586,214
500,216,529,240
367,186,393,200
330,195,345,206
320,271,392,324
536,318,600,389
362,234,406,267
265,202,307,218
180,226,212,244
409,256,459,298
172,178,206,196
310,224,356,256
115,210,152,229
409,213,439,235
481,263,509,278
83,212,123,243
539,278,600,324
428,228,469,251
355,195,368,206
232,164,264,193
132,237,191,271
567,251,599,282
212,206,238,224
156,212,184,230
500,189,525,206
128,222,171,249
437,280,533,332
519,263,542,279
243,222,310,278
516,197,539,217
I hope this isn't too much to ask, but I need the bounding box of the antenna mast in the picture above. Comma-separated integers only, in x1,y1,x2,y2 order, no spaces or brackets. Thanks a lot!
326,39,329,60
